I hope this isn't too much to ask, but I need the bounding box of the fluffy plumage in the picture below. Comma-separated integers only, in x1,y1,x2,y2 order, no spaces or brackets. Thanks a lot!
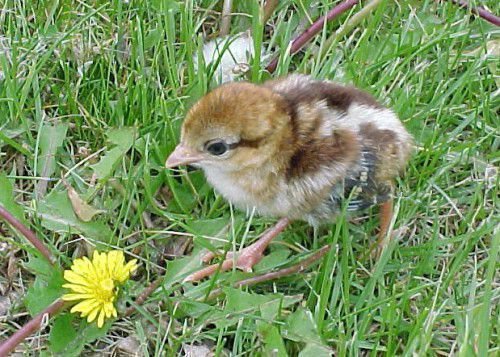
166,74,413,280
169,74,412,223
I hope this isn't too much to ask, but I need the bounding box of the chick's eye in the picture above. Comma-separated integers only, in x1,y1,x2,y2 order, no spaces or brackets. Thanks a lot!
205,141,229,156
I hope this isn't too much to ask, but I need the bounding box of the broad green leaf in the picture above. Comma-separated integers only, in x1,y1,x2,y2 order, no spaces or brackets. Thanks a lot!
254,248,291,272
163,253,206,288
78,320,112,341
169,298,214,319
224,287,277,312
211,288,301,328
186,216,244,250
0,173,25,223
38,189,113,244
283,307,323,345
53,320,112,356
257,294,301,357
91,127,136,180
25,278,57,315
187,217,231,251
299,343,332,357
49,313,78,354
108,127,137,150
257,323,288,357
166,177,197,213
185,217,229,237
25,255,54,278
259,294,302,321
35,122,68,198
91,147,123,179
25,266,64,316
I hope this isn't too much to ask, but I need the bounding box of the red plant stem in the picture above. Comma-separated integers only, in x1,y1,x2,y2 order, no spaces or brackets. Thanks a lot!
263,0,280,23
124,277,163,317
0,204,55,264
448,0,500,26
207,245,331,300
0,299,66,356
266,0,359,73
234,244,331,286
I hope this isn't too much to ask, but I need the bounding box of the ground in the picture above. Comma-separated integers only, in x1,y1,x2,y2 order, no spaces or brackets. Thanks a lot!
0,0,498,355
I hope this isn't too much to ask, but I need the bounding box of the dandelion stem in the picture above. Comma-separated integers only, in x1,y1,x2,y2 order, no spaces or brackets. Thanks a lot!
266,0,359,73
0,299,66,356
0,204,55,264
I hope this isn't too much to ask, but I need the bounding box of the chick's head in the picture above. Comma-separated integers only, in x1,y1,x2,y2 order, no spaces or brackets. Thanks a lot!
166,82,291,172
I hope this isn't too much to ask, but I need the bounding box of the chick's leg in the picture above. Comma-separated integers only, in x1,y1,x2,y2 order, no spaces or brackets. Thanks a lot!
184,218,290,282
371,199,393,258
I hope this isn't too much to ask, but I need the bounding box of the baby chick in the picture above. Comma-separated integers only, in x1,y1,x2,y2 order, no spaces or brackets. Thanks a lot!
166,74,413,281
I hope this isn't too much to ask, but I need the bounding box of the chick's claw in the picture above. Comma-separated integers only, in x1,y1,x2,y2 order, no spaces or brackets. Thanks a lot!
183,259,234,282
200,249,255,272
201,250,222,264
184,248,260,282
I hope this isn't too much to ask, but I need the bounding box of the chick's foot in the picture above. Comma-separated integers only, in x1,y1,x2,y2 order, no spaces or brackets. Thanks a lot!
184,218,290,282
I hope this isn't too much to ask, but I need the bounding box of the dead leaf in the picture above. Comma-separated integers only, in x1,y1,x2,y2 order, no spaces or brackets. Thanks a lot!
183,344,212,357
7,252,18,281
115,336,142,356
0,295,12,316
484,165,498,190
0,291,19,316
63,180,104,222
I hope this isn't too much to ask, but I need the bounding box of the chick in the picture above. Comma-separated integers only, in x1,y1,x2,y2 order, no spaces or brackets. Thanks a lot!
166,74,413,281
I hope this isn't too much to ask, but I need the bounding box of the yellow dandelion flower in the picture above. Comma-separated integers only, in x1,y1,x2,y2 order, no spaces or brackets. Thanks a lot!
62,250,138,328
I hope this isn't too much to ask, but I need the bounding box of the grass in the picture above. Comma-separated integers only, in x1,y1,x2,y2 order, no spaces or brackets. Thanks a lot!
0,0,499,355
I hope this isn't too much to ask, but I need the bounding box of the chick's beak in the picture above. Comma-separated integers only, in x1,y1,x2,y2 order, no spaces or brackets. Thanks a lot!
165,144,203,168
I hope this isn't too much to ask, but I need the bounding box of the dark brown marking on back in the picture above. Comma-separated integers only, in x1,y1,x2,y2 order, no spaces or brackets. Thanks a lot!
275,80,382,112
276,96,299,144
285,129,359,180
